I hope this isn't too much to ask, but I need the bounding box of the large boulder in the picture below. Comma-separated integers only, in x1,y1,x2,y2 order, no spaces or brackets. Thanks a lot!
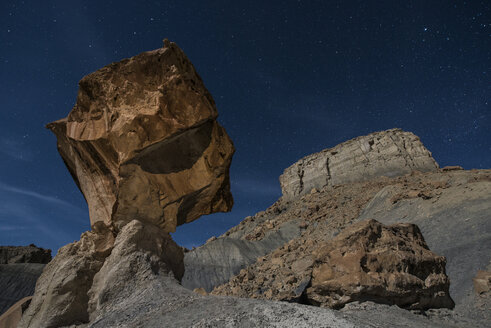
306,219,454,310
47,39,234,232
279,129,438,199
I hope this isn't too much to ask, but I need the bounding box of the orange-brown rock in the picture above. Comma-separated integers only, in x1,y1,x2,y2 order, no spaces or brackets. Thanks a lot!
0,297,32,328
307,219,454,310
473,270,491,295
47,40,234,232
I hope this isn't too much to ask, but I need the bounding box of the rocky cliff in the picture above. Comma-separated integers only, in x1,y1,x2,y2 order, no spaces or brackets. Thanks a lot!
279,129,438,199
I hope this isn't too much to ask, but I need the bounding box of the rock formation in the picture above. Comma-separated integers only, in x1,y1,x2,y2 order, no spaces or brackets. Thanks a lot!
210,167,490,327
0,245,51,264
18,40,235,328
306,219,454,309
473,270,491,295
47,40,234,233
8,38,491,327
279,129,438,199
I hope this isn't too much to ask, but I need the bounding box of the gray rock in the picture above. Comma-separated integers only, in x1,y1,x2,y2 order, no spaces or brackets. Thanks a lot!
182,219,301,292
0,263,44,315
279,129,438,199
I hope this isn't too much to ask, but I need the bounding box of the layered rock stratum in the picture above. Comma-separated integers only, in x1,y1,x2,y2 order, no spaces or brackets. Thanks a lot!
279,129,438,199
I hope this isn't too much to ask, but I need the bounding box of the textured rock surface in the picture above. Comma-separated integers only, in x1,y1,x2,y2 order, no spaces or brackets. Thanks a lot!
357,171,491,323
47,40,234,232
18,226,115,327
212,169,491,327
279,129,438,199
87,220,183,322
0,297,31,328
306,219,453,309
473,270,491,295
0,245,51,264
182,215,301,292
0,264,44,315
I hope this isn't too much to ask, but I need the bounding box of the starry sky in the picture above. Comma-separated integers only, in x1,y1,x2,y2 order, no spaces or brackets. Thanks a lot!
0,1,490,252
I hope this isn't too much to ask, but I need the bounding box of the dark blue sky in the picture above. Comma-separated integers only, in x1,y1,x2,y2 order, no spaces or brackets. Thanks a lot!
0,1,489,252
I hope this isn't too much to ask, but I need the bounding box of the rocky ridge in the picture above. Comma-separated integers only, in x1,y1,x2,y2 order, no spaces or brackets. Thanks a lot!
279,128,438,199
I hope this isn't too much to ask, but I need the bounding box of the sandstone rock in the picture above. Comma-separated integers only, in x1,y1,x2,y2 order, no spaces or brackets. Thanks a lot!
87,220,183,322
473,270,491,295
357,170,491,319
47,40,234,232
279,129,438,199
0,297,31,328
0,245,51,264
18,226,114,327
307,219,454,310
441,166,464,171
193,287,208,296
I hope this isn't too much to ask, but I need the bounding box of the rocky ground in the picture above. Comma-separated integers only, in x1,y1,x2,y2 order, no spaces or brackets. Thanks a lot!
205,168,491,327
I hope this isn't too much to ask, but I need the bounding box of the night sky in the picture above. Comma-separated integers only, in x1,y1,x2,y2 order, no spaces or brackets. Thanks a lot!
1,1,490,252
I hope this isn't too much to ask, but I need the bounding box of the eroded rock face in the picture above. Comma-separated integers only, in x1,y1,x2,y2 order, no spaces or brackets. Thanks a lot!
0,245,51,264
87,220,183,322
47,40,234,232
279,129,438,199
306,219,454,310
18,226,115,328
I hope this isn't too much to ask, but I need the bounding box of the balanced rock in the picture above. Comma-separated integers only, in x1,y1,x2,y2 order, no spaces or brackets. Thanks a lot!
280,129,438,199
307,219,454,310
47,40,234,232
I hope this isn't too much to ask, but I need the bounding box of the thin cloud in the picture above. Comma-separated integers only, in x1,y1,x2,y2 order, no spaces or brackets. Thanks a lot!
0,181,79,209
0,137,33,161
233,178,281,196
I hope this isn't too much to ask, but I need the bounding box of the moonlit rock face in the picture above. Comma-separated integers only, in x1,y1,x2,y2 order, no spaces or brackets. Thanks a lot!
47,41,234,232
279,129,439,199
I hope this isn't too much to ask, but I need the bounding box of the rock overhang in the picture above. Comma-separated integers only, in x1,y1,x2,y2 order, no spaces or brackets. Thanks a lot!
47,40,235,233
